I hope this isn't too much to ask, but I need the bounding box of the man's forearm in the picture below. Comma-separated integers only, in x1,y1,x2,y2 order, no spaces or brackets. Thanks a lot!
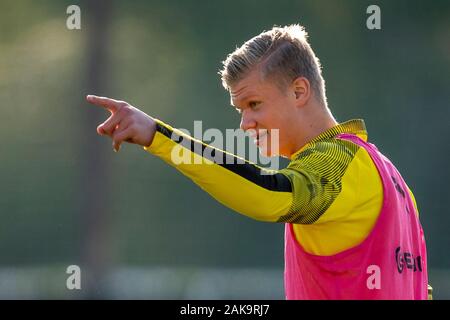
144,119,293,222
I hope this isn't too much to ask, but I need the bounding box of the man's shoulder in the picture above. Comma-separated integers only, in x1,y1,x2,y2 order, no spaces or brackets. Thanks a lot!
289,137,361,169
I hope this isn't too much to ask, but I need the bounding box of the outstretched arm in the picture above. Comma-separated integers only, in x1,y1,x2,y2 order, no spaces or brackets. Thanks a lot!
86,95,366,226
86,95,293,222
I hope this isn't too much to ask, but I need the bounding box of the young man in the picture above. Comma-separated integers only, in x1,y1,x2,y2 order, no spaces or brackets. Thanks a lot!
86,25,429,299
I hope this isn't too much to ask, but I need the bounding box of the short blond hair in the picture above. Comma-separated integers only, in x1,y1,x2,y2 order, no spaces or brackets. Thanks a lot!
219,24,327,106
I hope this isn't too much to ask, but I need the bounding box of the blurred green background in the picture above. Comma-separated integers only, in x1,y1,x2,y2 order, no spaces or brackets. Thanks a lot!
0,0,449,299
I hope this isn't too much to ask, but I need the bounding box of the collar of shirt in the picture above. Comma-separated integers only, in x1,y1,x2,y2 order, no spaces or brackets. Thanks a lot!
290,119,368,159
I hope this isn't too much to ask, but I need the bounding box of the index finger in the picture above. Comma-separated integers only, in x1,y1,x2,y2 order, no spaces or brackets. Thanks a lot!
86,95,123,113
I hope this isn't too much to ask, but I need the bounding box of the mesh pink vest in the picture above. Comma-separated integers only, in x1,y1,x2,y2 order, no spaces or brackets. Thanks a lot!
284,133,428,299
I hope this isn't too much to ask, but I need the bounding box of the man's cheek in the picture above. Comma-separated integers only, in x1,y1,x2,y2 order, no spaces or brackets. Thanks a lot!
258,144,268,157
258,135,272,157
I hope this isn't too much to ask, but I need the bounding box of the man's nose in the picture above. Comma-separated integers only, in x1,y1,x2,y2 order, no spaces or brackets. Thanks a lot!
240,110,257,131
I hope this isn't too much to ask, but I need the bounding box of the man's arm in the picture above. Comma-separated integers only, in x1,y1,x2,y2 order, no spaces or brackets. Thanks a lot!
146,119,295,221
86,95,293,222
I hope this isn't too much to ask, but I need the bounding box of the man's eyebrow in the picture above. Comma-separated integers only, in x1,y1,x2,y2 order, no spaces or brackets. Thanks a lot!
231,94,259,107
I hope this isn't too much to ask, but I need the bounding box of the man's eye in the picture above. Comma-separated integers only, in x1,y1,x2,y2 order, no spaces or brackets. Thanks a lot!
249,101,260,109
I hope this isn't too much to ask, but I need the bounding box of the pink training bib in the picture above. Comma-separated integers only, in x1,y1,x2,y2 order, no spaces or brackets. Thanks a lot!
284,133,428,299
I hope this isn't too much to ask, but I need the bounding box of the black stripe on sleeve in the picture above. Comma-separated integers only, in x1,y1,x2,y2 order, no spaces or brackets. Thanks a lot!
155,122,292,193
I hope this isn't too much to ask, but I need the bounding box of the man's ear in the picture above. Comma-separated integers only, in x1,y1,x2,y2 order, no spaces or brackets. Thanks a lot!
292,77,311,107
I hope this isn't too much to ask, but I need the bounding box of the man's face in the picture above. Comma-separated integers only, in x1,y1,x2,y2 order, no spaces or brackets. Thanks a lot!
229,69,297,157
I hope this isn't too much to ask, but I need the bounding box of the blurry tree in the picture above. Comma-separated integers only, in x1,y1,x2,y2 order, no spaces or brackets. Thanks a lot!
79,0,114,298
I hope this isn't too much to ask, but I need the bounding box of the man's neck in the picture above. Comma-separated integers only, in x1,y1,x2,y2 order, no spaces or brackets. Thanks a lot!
288,113,338,159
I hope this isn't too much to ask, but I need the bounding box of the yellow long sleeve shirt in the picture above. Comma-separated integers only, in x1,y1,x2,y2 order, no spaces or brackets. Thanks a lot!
144,119,418,256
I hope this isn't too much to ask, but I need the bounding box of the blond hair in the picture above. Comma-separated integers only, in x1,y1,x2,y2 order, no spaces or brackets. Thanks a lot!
219,24,327,106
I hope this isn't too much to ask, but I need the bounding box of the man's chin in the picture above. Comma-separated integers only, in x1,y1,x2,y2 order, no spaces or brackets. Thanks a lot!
258,145,276,158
